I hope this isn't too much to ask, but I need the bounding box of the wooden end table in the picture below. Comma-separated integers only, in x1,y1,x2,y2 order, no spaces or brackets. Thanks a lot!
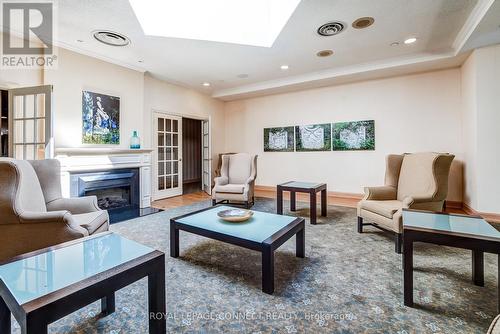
277,181,327,224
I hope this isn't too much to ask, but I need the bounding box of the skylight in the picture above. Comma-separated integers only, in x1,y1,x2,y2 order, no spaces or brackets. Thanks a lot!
129,0,301,47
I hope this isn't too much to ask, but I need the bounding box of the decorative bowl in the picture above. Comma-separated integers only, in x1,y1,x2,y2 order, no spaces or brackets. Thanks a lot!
217,209,254,222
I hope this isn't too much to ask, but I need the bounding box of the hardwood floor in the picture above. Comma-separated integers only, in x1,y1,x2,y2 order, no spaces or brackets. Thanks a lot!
152,188,467,215
152,192,211,210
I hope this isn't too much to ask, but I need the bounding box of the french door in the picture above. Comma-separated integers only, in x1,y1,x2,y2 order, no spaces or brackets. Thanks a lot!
202,120,211,195
153,113,183,200
8,85,53,159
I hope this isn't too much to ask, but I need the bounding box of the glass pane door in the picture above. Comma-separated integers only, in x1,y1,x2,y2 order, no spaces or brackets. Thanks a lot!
8,85,53,160
153,113,182,200
202,120,211,195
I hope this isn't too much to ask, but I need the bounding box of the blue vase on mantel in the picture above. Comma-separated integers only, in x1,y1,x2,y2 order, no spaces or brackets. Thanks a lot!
130,130,141,149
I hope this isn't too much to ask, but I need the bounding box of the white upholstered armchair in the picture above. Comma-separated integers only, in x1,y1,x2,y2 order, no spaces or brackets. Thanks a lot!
0,158,109,262
212,153,257,208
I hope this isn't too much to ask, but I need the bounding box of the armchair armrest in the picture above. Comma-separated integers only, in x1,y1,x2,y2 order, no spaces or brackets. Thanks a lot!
214,176,228,186
18,210,73,224
402,196,438,207
363,186,397,201
47,196,100,214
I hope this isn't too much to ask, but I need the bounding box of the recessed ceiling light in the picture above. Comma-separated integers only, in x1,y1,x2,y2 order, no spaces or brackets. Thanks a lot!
76,39,84,43
280,65,289,70
404,37,417,44
202,82,211,87
129,0,300,47
316,50,333,57
390,42,400,47
237,74,249,79
352,17,374,29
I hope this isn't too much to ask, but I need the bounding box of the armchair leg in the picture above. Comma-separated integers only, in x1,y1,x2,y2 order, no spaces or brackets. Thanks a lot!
212,199,216,206
395,233,402,254
357,217,363,233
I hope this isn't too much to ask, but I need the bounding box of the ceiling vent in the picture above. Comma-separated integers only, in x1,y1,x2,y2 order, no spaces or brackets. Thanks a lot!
93,30,130,46
317,22,345,36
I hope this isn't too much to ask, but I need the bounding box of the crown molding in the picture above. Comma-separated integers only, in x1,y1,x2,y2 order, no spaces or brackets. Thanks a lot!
212,52,467,101
452,0,495,54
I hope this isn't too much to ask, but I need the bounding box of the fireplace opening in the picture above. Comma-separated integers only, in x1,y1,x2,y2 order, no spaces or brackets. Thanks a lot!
86,186,131,210
70,168,161,223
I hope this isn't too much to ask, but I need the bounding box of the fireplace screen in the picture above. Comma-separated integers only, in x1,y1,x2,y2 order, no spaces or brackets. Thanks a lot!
86,186,131,210
70,168,139,211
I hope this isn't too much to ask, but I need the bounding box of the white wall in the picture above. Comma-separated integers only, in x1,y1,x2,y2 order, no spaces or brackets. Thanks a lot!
44,48,145,149
0,33,43,88
461,53,478,209
462,44,500,213
225,69,464,201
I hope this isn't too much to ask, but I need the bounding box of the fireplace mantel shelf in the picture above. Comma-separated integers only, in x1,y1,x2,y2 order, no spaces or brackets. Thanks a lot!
55,148,153,156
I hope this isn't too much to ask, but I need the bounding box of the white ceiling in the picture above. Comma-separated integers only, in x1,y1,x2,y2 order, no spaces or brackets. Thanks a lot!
44,0,500,99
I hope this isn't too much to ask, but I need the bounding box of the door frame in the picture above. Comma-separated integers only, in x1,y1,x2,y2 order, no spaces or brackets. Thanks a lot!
151,109,212,200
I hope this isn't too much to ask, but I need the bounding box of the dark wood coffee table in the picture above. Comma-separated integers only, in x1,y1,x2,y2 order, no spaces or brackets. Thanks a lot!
170,205,305,294
402,209,500,312
277,181,327,224
0,232,166,334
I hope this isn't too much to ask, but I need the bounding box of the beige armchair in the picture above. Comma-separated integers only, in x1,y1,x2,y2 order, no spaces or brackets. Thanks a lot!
212,153,257,208
357,152,454,253
0,158,109,262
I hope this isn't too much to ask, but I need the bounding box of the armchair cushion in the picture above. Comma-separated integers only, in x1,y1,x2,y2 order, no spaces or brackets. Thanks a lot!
227,154,252,184
359,200,403,219
73,211,109,235
214,184,245,194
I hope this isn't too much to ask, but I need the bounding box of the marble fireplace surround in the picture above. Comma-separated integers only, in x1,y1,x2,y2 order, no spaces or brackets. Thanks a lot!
55,148,153,209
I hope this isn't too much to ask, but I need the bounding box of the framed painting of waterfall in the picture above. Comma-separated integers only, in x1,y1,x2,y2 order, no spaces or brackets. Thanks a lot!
295,123,331,151
332,120,375,151
263,126,295,152
82,90,120,144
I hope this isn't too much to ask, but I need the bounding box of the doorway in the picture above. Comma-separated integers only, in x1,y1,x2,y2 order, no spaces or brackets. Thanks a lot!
182,117,202,194
152,112,211,201
0,85,53,159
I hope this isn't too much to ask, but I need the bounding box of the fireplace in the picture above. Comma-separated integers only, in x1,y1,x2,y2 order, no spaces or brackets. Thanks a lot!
70,168,140,210
68,168,163,223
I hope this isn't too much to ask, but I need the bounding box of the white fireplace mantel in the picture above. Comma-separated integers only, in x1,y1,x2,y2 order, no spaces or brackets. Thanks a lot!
55,148,153,208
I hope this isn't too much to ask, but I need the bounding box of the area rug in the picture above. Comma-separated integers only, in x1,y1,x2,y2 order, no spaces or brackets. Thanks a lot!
10,198,498,333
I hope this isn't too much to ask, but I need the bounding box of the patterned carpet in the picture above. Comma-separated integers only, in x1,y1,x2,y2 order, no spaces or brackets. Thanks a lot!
10,198,498,333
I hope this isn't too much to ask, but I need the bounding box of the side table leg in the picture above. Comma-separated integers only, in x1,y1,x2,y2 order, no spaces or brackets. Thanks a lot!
472,250,484,286
262,244,275,294
22,318,48,334
148,256,166,334
296,226,305,258
101,292,116,315
170,220,179,258
309,190,317,225
0,298,10,334
277,186,283,215
290,191,296,211
321,189,327,217
403,236,414,307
